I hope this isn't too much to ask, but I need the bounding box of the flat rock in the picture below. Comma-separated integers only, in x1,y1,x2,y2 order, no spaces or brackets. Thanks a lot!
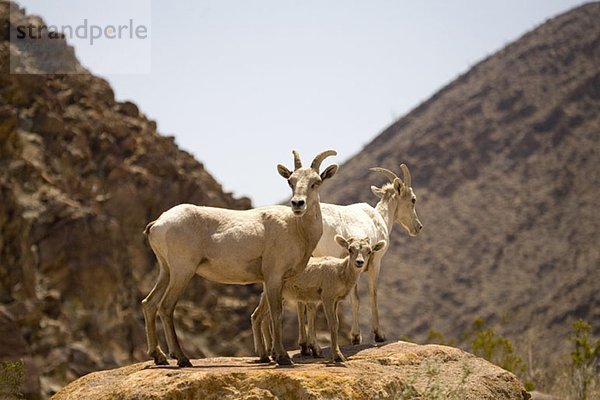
52,341,530,400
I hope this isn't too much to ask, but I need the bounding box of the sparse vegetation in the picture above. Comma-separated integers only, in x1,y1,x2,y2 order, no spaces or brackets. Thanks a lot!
424,318,600,397
426,328,456,347
568,319,599,400
467,318,527,375
0,360,25,400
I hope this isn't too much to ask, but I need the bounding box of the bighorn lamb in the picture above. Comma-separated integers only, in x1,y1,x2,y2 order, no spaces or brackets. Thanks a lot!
304,164,422,346
142,150,338,366
252,235,386,362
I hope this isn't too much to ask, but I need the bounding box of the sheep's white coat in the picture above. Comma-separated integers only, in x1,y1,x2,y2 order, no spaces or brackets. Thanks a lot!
308,165,422,345
142,150,337,366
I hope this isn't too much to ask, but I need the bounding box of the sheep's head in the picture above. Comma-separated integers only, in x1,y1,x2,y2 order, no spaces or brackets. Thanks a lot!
335,235,386,271
277,150,338,217
370,164,423,236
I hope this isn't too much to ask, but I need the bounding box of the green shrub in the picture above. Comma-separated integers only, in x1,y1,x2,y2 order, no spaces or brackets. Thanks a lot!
467,318,527,376
426,328,456,347
569,319,599,400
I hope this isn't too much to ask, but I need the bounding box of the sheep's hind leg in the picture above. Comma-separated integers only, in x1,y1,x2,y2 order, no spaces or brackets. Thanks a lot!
159,266,195,367
251,291,271,363
142,260,169,365
368,263,386,343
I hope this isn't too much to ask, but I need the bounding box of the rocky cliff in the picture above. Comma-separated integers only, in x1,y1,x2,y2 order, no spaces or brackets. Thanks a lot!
1,2,259,399
52,341,531,400
319,1,599,385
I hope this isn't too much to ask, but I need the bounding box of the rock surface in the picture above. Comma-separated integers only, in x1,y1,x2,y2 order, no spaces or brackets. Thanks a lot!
52,341,531,400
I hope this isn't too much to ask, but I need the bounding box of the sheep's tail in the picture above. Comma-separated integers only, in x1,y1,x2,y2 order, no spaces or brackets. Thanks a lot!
143,220,156,236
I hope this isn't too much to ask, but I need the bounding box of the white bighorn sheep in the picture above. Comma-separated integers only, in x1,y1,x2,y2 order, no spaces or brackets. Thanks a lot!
142,150,338,366
300,164,422,349
252,235,386,362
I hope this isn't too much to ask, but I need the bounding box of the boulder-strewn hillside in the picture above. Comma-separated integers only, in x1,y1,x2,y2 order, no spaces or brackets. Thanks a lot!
52,342,531,400
321,0,599,377
1,3,259,399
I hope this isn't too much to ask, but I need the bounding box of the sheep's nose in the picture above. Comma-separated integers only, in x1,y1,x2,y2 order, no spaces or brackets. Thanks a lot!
355,259,364,267
291,199,305,208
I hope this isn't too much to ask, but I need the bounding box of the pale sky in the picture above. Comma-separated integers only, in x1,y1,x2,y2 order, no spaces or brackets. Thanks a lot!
19,0,588,206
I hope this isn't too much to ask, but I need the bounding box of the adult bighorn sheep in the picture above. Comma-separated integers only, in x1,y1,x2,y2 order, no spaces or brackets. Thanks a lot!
142,150,338,366
301,164,422,347
252,235,386,362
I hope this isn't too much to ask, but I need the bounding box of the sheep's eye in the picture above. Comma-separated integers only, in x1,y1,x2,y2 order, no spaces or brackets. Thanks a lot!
411,198,416,204
311,181,321,189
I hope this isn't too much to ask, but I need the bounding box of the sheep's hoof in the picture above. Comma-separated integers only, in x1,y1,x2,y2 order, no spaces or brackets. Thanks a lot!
150,349,169,365
258,355,271,363
177,356,193,368
351,334,362,345
299,343,311,356
374,332,386,343
154,357,169,366
310,346,323,358
333,354,346,363
275,354,294,366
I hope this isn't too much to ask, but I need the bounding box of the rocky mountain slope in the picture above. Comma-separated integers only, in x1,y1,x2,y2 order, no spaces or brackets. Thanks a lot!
1,3,259,399
320,1,599,383
52,342,531,400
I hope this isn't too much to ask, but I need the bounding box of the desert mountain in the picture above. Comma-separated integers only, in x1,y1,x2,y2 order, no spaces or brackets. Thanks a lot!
320,1,599,379
1,3,259,399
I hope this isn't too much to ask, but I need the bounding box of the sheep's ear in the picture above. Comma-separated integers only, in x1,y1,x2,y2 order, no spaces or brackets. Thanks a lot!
393,178,405,194
334,234,349,249
373,240,386,252
320,164,338,182
371,186,385,198
277,164,292,179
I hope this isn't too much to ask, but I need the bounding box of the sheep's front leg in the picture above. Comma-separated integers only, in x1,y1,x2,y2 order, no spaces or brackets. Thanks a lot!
265,278,293,365
297,302,311,356
251,291,271,363
349,283,362,345
323,299,345,362
306,303,322,358
368,258,386,342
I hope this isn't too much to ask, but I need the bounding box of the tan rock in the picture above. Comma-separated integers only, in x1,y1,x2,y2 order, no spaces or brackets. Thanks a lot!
52,342,530,400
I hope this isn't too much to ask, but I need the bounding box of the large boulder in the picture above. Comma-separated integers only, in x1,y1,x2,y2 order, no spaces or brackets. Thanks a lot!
52,342,531,400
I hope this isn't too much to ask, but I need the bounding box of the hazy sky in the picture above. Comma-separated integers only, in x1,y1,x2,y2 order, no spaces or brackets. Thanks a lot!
19,0,588,205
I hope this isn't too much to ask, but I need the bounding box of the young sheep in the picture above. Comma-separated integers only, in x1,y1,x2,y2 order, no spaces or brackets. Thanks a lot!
252,235,386,363
142,150,338,367
301,164,422,347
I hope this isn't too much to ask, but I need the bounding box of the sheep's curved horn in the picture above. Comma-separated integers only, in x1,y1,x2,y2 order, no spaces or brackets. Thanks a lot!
292,150,302,170
369,167,399,183
400,164,412,187
310,150,337,171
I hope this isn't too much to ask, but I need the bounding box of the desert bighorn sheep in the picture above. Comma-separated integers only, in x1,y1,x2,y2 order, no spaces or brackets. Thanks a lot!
252,235,386,362
302,164,422,347
142,150,338,366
